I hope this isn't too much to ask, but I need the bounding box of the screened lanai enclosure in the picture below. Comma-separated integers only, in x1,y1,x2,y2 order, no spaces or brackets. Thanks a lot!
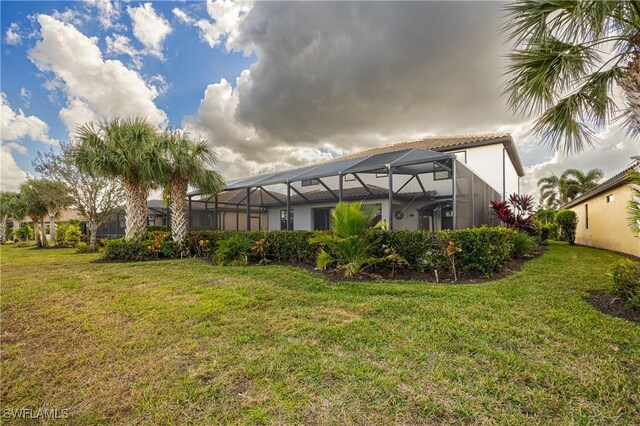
188,148,501,232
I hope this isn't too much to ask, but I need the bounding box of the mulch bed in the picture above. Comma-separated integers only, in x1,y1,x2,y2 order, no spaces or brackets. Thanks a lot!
587,293,640,324
203,245,546,285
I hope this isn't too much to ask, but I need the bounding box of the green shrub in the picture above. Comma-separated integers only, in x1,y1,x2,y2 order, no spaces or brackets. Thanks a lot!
159,240,181,258
64,225,82,246
75,242,90,253
146,225,168,237
102,239,152,261
56,222,69,244
12,223,33,241
556,210,578,245
213,234,254,266
609,259,640,309
510,232,537,258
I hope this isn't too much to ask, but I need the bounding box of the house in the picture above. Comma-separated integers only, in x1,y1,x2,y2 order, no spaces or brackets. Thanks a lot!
96,200,170,238
560,161,640,257
188,133,525,232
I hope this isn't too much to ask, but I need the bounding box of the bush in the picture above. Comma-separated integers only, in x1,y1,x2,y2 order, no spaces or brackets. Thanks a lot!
146,225,168,237
213,234,254,266
610,259,640,309
509,232,537,258
556,210,578,245
75,242,89,253
56,222,69,244
12,223,33,241
64,224,82,246
102,239,152,261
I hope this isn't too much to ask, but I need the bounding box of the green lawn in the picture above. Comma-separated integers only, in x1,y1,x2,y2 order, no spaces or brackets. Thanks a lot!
1,243,638,425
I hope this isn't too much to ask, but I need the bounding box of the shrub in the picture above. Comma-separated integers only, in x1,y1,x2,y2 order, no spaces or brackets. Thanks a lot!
609,259,640,309
556,210,578,245
64,225,82,246
12,223,33,241
309,202,385,277
146,225,168,237
213,234,254,266
75,242,89,253
102,239,152,261
510,232,537,258
490,193,535,233
159,240,181,258
55,222,69,244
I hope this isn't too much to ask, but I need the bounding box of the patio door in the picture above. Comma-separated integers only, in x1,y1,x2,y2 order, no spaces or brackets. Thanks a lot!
313,208,331,230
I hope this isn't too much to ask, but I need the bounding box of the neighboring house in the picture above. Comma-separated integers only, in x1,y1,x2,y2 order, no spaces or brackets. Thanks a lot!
96,200,169,238
560,162,640,257
188,133,525,231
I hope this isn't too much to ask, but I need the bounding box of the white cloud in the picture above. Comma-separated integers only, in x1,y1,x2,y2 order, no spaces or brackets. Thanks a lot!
84,0,122,30
174,0,252,52
0,93,58,191
5,23,21,45
0,145,28,192
51,8,85,26
19,88,32,107
1,92,58,146
28,15,167,135
127,3,172,59
105,33,143,69
172,8,194,24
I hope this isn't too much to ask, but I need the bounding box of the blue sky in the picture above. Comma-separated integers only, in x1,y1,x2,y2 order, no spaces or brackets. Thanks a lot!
2,0,254,183
1,1,637,194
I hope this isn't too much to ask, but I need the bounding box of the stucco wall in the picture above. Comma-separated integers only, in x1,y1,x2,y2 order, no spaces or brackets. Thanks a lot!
568,184,640,257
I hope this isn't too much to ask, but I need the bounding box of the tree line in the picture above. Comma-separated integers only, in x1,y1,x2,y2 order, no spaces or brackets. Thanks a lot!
0,117,224,251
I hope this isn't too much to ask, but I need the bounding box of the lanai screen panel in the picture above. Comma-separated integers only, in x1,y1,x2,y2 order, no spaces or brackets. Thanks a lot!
454,160,473,229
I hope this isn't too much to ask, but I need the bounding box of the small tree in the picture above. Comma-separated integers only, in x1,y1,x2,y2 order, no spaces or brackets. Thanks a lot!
0,192,18,243
34,142,124,251
556,209,578,245
19,180,49,247
5,192,27,242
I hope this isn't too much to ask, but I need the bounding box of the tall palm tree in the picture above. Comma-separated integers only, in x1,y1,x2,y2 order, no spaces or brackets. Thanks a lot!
537,174,561,208
75,118,164,241
504,1,640,153
158,130,225,246
560,168,604,200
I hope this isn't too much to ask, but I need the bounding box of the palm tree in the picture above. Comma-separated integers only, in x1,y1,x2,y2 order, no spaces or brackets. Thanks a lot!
75,118,163,241
537,174,561,208
537,168,604,207
36,180,74,246
158,130,225,246
5,192,27,242
560,168,604,200
504,1,640,153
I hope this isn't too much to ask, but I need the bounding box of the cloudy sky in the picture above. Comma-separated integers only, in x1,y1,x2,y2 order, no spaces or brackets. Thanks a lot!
1,1,638,197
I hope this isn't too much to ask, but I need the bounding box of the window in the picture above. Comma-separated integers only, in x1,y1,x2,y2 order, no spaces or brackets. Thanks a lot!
606,194,614,203
344,174,356,182
433,163,452,180
280,209,294,230
301,179,318,187
585,204,589,229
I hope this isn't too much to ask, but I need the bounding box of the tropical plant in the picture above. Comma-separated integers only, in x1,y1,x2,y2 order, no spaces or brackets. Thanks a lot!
12,223,33,242
34,142,124,251
5,193,27,242
74,117,163,241
504,1,640,153
537,168,605,207
628,170,640,233
33,179,74,247
157,130,224,247
309,202,384,277
556,209,578,245
213,234,254,266
64,224,82,246
490,193,535,233
560,168,604,200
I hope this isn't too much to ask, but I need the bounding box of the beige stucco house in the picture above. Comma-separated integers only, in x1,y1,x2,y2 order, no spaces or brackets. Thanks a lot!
561,163,639,257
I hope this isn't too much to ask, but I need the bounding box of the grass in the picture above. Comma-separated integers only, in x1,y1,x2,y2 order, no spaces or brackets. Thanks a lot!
1,242,639,424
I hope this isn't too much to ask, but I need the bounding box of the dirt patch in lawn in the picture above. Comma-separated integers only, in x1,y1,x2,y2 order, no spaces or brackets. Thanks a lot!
587,293,640,323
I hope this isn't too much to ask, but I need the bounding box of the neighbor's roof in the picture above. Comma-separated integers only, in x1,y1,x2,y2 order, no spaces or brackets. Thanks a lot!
336,133,525,177
560,164,638,209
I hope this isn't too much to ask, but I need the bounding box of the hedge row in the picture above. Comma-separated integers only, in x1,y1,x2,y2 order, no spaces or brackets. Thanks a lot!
102,237,181,261
186,227,523,275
